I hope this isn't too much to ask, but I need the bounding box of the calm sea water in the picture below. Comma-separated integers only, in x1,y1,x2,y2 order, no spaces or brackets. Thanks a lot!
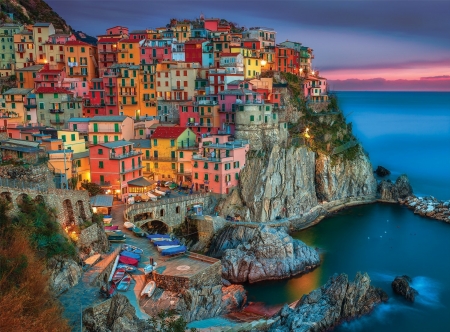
245,92,450,331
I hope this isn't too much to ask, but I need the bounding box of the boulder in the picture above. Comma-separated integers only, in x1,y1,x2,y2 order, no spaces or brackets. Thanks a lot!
221,226,320,283
378,174,413,201
270,272,388,332
392,275,418,302
375,165,391,177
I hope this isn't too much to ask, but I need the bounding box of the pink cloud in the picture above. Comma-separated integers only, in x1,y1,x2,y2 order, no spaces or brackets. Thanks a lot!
328,77,450,91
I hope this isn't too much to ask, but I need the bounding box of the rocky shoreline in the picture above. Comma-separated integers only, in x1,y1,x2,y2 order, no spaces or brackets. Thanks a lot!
399,195,450,223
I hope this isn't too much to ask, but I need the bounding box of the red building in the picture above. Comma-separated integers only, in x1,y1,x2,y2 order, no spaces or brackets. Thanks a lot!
97,37,121,76
140,39,173,64
179,99,221,136
185,40,206,64
275,46,300,74
129,29,147,40
83,78,107,117
102,68,120,115
89,140,146,200
241,39,261,50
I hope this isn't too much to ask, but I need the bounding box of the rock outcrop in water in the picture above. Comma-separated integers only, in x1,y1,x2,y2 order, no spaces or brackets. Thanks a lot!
400,195,450,222
219,226,320,283
377,174,413,201
270,272,388,332
392,275,418,302
217,144,376,223
375,165,391,177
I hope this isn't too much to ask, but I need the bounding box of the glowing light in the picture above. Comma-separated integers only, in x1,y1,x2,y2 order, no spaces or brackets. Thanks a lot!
304,127,311,139
261,60,267,66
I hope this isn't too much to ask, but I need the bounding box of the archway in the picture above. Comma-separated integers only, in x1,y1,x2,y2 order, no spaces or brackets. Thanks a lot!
77,200,87,221
62,199,76,228
133,211,155,223
15,193,29,206
34,195,45,205
143,219,169,234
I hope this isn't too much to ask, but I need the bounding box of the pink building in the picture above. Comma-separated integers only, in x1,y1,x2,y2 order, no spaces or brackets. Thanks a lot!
140,39,173,64
34,66,65,88
179,99,221,136
102,69,120,115
67,117,90,140
191,135,249,194
62,78,89,98
106,26,129,36
83,78,107,117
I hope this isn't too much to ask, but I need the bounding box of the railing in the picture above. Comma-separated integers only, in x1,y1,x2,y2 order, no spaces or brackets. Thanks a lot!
176,170,192,175
144,156,178,162
192,155,224,162
91,129,121,133
49,109,64,114
120,165,144,174
92,181,111,186
105,101,117,105
0,177,60,192
50,119,65,124
110,151,142,159
84,104,106,108
171,86,184,90
104,82,116,87
106,92,116,96
186,122,213,127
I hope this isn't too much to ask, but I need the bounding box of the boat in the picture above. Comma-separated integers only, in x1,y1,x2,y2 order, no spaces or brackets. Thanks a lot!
146,233,171,240
157,245,180,252
132,227,146,237
116,263,136,272
100,282,117,298
144,262,157,275
147,192,158,201
103,222,112,227
152,240,180,247
104,225,119,231
116,275,132,292
111,268,126,283
123,221,135,229
122,244,144,254
120,251,141,261
106,230,125,236
154,189,166,196
103,215,113,223
107,234,126,242
161,245,187,256
118,255,138,267
140,281,156,297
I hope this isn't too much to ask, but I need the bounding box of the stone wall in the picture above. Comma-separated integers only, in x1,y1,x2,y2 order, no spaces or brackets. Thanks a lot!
125,193,215,230
153,273,190,293
0,185,92,226
78,223,110,258
84,247,121,287
189,260,222,288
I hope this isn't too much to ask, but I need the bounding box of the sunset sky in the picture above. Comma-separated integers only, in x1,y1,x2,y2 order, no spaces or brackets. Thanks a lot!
47,0,450,91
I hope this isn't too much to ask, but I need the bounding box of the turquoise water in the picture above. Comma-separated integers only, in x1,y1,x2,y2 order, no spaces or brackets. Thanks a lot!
245,92,450,331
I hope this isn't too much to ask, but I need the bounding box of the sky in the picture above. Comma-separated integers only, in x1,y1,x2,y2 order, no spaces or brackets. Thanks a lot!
46,0,450,91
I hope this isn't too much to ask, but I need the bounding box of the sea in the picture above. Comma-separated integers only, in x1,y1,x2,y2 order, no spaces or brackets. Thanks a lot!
243,92,450,331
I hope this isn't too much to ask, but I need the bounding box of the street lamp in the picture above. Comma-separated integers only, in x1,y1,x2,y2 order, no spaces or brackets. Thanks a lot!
261,60,267,67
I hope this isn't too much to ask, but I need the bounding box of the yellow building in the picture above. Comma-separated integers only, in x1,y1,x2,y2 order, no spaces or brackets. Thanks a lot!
0,23,23,71
130,139,152,179
111,64,141,118
118,38,141,65
173,21,191,42
47,148,73,189
44,34,75,70
14,30,35,69
64,40,98,82
32,23,55,64
139,63,157,117
149,127,196,181
1,88,34,124
231,46,261,79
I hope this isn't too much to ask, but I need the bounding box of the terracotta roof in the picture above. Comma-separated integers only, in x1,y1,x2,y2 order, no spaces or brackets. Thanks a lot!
120,38,141,43
35,87,73,94
65,40,92,46
151,127,188,139
220,52,240,57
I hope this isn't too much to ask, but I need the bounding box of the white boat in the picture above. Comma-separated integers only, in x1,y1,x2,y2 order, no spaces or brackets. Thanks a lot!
150,238,170,242
144,262,157,275
154,189,166,196
157,245,180,252
147,192,158,201
122,244,144,254
103,216,113,223
140,281,156,297
124,221,135,229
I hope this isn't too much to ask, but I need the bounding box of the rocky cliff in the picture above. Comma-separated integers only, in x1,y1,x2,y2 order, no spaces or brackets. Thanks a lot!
221,226,319,283
377,174,413,201
217,144,376,223
47,256,82,296
270,272,388,332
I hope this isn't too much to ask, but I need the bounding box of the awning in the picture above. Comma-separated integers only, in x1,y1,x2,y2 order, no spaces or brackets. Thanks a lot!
90,195,114,207
127,177,151,187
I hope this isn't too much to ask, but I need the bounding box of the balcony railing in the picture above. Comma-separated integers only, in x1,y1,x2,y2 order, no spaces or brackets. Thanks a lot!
176,170,192,175
105,82,116,87
199,112,214,118
110,150,142,159
105,101,117,105
50,119,65,125
120,165,144,174
93,181,111,186
84,103,106,108
186,122,213,127
171,86,184,90
144,156,178,162
49,109,64,114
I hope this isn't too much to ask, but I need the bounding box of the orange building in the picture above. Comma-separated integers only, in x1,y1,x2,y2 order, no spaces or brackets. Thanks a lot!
64,40,98,82
117,39,141,65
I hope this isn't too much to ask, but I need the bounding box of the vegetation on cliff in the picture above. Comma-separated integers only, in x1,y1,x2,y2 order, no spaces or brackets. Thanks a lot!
0,0,71,31
0,197,71,331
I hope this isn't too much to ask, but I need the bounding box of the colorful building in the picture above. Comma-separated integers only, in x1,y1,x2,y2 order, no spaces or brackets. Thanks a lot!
64,40,98,82
117,38,141,65
97,37,121,76
44,33,76,70
275,45,300,74
89,140,145,199
83,78,107,117
13,29,35,69
34,66,65,89
1,88,34,125
185,40,207,64
87,115,134,145
0,23,23,71
140,39,173,64
149,126,196,181
191,135,249,194
15,64,44,89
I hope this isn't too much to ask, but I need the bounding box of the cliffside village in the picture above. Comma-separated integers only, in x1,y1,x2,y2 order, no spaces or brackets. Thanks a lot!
0,17,329,201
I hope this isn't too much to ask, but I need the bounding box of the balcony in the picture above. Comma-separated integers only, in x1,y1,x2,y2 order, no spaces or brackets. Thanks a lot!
171,86,185,90
24,103,37,109
119,83,135,88
17,48,25,53
119,49,129,53
93,181,111,186
99,49,120,54
120,165,144,174
105,101,117,106
176,170,192,175
186,122,213,128
106,92,116,96
104,82,116,87
0,112,20,119
144,156,178,162
91,129,121,133
49,109,64,114
56,58,65,63
199,112,214,118
84,103,106,108
119,91,137,96
67,61,78,67
110,150,142,159
50,119,65,125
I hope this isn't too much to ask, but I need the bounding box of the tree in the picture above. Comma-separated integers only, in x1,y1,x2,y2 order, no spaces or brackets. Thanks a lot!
80,181,105,196
147,310,197,332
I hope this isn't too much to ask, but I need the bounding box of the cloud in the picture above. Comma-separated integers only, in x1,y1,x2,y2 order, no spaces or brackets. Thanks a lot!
329,77,450,91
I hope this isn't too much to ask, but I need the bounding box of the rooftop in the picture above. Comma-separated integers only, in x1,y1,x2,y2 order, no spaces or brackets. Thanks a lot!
90,195,114,207
99,140,133,149
34,22,52,27
128,177,151,187
151,126,188,139
73,151,90,159
120,38,142,43
91,115,128,122
219,88,257,96
68,117,90,123
65,40,92,46
35,87,73,94
129,139,151,148
2,88,33,95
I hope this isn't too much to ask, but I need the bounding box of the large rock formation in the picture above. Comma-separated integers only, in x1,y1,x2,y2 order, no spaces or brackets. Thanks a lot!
84,294,151,332
392,275,418,302
377,174,413,201
77,222,110,260
207,224,260,258
217,144,376,223
375,165,391,177
141,284,246,322
47,257,82,296
315,148,377,202
270,272,388,332
400,195,450,222
221,226,320,283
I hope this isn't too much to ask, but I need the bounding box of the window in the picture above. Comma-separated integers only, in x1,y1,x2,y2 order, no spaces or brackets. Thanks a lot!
54,93,58,98
71,134,76,141
214,164,219,170
250,115,254,122
139,129,144,135
204,162,208,169
153,139,157,146
154,162,158,169
234,161,240,168
98,148,103,155
81,47,85,53
214,175,219,182
170,139,175,147
100,175,104,183
179,152,184,158
171,163,176,170
235,172,239,180
77,160,81,167
61,135,66,142
204,174,209,180
99,161,104,169
194,172,198,179
193,161,198,168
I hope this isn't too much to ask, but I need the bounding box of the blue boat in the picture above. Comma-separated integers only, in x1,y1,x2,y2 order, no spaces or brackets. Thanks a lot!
146,233,170,240
120,251,141,261
152,240,180,247
161,245,187,256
